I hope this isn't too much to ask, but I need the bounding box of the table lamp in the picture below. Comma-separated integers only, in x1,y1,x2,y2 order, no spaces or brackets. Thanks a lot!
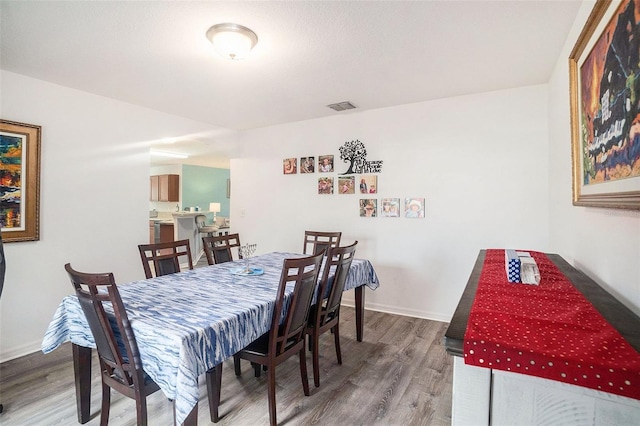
209,202,221,223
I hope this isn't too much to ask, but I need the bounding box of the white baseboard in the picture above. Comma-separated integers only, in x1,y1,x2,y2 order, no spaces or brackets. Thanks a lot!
1,339,44,363
341,300,450,323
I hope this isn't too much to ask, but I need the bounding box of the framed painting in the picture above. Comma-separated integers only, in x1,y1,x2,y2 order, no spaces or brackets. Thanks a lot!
569,0,640,210
0,120,41,242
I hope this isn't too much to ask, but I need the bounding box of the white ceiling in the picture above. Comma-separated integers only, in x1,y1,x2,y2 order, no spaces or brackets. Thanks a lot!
0,0,582,166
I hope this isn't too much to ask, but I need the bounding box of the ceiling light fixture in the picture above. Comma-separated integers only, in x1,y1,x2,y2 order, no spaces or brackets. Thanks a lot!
150,150,188,159
206,23,258,60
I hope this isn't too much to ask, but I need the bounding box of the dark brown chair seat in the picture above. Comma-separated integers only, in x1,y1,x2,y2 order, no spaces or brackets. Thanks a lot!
303,230,342,255
306,241,357,387
206,252,324,425
65,263,161,426
202,233,242,265
137,239,193,278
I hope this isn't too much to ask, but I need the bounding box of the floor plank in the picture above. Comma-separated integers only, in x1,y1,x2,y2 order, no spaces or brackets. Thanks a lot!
0,307,452,425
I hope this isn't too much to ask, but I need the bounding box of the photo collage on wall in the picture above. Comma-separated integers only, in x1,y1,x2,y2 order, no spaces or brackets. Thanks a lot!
283,141,424,218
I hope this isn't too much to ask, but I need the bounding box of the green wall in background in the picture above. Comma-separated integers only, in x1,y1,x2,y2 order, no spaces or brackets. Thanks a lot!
182,165,230,223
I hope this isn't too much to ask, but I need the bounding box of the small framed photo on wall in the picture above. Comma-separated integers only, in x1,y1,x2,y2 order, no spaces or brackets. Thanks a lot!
360,199,377,217
380,198,400,217
283,158,297,174
404,197,425,218
318,177,334,194
358,175,377,194
318,155,334,173
300,156,315,173
338,176,355,194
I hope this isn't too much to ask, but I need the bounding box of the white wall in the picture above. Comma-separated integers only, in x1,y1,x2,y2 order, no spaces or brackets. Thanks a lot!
548,1,640,316
0,71,229,361
231,85,550,321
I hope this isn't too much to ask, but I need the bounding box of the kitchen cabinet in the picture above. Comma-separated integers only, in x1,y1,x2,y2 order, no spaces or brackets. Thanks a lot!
150,174,179,202
159,223,174,243
149,219,175,246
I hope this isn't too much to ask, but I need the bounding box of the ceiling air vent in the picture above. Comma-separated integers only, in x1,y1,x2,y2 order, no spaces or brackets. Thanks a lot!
327,101,356,111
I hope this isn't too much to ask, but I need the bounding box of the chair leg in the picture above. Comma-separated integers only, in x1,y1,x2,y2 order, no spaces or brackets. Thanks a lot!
100,382,110,426
267,365,277,426
136,394,148,426
206,364,223,422
333,323,342,365
234,354,241,376
299,347,310,396
312,331,321,387
253,362,262,378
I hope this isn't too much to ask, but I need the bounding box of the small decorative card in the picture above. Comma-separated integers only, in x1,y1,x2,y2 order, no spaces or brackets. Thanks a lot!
505,249,521,283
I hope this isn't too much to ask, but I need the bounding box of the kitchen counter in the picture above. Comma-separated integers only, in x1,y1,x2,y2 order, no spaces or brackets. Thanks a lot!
148,212,217,263
149,218,174,224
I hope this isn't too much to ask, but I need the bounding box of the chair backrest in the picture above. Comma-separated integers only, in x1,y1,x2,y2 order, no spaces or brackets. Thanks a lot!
195,214,207,230
64,263,145,388
270,252,324,355
303,231,342,255
137,239,193,279
202,233,242,265
315,241,358,326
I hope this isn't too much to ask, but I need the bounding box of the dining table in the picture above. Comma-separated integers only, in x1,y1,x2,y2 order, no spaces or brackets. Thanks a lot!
41,251,380,425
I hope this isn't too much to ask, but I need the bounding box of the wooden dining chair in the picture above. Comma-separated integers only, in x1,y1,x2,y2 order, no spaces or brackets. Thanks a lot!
137,239,193,279
303,230,342,255
306,241,358,387
206,251,324,426
64,263,161,426
202,233,242,265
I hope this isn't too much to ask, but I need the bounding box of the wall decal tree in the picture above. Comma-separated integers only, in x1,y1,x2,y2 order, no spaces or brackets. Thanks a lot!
338,139,383,174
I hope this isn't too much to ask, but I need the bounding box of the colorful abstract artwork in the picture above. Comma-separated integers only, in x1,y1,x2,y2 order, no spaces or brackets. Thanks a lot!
570,0,640,209
0,120,41,242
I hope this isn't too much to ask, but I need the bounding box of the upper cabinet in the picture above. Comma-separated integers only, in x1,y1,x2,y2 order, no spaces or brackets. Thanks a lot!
150,174,179,202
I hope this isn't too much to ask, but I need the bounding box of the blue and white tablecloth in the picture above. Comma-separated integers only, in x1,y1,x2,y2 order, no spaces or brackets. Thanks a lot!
41,252,379,425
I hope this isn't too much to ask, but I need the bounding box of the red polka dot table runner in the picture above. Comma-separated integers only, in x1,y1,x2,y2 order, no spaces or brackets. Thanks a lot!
463,249,640,400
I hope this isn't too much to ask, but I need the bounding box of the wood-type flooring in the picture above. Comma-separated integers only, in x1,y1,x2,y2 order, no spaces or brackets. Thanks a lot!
0,306,452,426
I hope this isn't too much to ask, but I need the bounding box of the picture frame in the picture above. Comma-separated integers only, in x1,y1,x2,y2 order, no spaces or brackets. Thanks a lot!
338,176,355,194
318,155,334,173
317,177,334,194
380,198,400,217
300,156,315,173
283,157,297,174
359,199,377,217
404,197,425,218
0,119,42,242
569,0,640,210
358,175,377,194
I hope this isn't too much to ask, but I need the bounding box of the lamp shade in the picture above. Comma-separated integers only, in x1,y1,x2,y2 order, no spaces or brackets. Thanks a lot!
209,203,221,213
206,23,258,60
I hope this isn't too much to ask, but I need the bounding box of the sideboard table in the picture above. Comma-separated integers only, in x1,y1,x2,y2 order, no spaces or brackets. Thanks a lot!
444,250,640,426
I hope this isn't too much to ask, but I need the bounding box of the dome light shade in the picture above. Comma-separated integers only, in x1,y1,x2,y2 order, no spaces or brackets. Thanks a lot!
206,23,258,60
